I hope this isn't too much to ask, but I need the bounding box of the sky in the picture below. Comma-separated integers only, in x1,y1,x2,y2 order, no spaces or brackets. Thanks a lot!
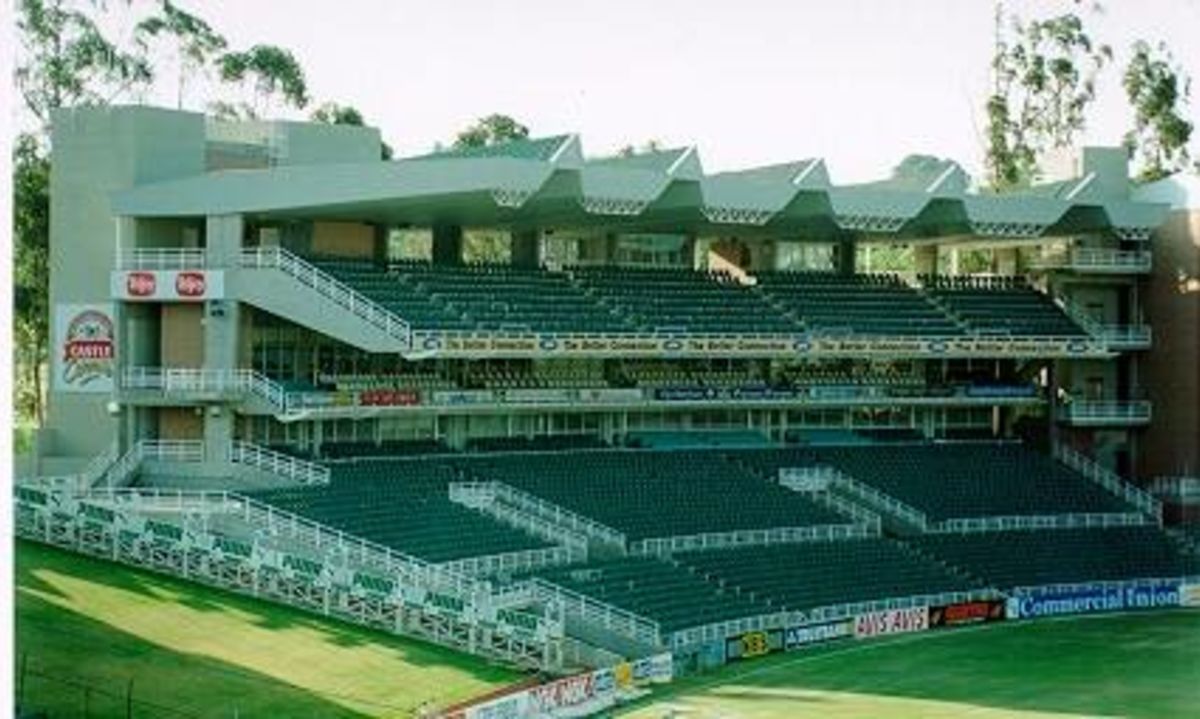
80,0,1200,182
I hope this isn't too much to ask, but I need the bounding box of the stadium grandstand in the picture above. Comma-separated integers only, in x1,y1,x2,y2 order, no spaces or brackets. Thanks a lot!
15,106,1200,704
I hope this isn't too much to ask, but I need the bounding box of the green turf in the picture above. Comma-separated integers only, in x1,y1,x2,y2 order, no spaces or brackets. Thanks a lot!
621,610,1200,719
14,539,525,718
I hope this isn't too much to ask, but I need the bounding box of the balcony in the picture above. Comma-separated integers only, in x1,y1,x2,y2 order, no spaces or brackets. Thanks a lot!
1094,324,1152,350
1059,400,1152,427
117,247,208,269
1032,249,1152,274
118,367,285,409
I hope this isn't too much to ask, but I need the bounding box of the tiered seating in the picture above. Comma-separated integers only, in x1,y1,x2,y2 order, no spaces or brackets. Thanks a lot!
680,539,979,611
620,361,765,389
914,527,1200,587
455,450,843,540
319,439,453,459
922,276,1087,336
756,272,961,336
571,266,798,335
536,557,771,632
730,443,1132,520
250,460,548,562
465,362,607,390
466,435,609,453
392,261,631,334
779,361,922,388
310,257,472,330
318,370,454,393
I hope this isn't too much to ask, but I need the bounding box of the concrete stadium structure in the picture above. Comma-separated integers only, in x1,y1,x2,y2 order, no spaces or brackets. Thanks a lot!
15,105,1200,688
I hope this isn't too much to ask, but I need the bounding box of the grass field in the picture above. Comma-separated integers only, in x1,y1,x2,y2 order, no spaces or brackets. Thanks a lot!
14,540,525,718
621,610,1200,719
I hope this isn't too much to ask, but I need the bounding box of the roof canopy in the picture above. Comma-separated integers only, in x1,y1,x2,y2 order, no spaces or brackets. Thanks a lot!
112,134,1169,241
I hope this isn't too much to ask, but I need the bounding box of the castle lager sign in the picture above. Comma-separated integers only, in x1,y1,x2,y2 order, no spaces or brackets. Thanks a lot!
54,303,116,393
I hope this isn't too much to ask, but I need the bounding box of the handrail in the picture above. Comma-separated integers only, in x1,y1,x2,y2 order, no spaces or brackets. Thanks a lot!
1061,400,1152,422
231,440,330,485
631,523,874,556
117,247,208,270
120,367,288,409
453,480,627,549
529,577,661,645
1032,248,1152,272
1054,444,1162,521
781,466,929,530
932,512,1150,533
240,247,411,344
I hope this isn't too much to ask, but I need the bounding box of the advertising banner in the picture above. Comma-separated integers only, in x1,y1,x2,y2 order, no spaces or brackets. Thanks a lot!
784,619,854,650
929,600,1005,628
1181,584,1200,608
854,606,929,639
358,388,420,407
54,303,116,392
725,629,783,661
112,269,225,301
1007,579,1181,619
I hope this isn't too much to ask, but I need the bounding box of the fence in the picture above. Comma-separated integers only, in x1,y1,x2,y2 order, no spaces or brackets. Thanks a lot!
116,247,207,270
15,653,207,719
630,523,874,556
1055,444,1162,521
780,465,929,530
231,440,330,485
933,512,1151,534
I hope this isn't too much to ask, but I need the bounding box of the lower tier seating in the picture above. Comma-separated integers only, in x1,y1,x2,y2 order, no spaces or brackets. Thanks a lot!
913,527,1200,587
536,556,772,632
679,539,979,611
454,450,844,540
249,460,549,562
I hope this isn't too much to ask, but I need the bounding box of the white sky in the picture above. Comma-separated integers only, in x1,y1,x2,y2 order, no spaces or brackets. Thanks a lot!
76,0,1200,181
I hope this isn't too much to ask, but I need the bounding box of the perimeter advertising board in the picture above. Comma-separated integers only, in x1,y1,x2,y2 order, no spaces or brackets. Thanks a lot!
1006,579,1181,619
929,599,1006,628
854,606,929,638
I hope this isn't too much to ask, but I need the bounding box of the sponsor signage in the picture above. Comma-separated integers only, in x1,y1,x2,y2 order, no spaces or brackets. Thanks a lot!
112,269,225,301
1007,579,1181,619
358,388,420,407
726,629,783,661
854,606,929,639
411,331,1110,359
54,304,116,392
784,619,854,650
929,600,1005,628
1181,584,1200,608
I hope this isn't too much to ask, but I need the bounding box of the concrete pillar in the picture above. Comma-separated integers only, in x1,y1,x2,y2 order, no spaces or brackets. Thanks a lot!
373,224,389,266
202,296,241,460
432,224,464,266
511,228,540,268
914,245,938,276
836,234,858,276
993,247,1019,275
205,214,244,267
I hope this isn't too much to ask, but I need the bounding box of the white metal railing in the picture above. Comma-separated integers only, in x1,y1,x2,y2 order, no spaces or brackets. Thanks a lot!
1095,325,1152,348
449,483,590,554
933,512,1150,534
1149,476,1200,501
1033,248,1152,273
631,523,874,556
530,578,661,646
1061,400,1152,424
438,546,582,577
1055,444,1162,521
457,481,627,549
117,247,208,270
781,466,929,530
81,486,486,597
240,247,410,344
120,367,288,409
231,441,330,485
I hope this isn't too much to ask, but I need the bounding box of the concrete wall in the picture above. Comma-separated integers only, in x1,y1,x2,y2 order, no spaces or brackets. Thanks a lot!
312,221,375,258
47,106,206,458
161,304,205,368
1140,207,1200,479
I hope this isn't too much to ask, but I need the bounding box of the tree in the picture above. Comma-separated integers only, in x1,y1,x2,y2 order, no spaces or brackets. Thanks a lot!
13,133,52,426
984,4,1111,189
134,0,227,109
453,114,529,149
1123,40,1193,182
216,44,309,119
16,0,154,132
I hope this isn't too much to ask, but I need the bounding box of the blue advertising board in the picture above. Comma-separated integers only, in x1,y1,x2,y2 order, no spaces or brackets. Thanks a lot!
1007,579,1181,620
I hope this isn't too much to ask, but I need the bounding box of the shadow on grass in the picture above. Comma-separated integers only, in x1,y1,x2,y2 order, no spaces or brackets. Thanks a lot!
15,540,527,689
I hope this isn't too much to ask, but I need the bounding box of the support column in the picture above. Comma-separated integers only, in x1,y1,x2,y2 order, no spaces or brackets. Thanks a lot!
914,245,938,276
836,233,858,276
372,224,389,266
205,214,244,267
511,228,540,269
432,224,464,266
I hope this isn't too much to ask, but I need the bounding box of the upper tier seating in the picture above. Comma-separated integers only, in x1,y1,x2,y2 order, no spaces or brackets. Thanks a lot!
454,450,845,540
679,539,979,611
392,261,633,334
311,257,474,330
756,272,962,336
536,556,772,632
249,459,550,562
913,526,1200,587
922,276,1087,337
571,266,799,335
730,443,1132,520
